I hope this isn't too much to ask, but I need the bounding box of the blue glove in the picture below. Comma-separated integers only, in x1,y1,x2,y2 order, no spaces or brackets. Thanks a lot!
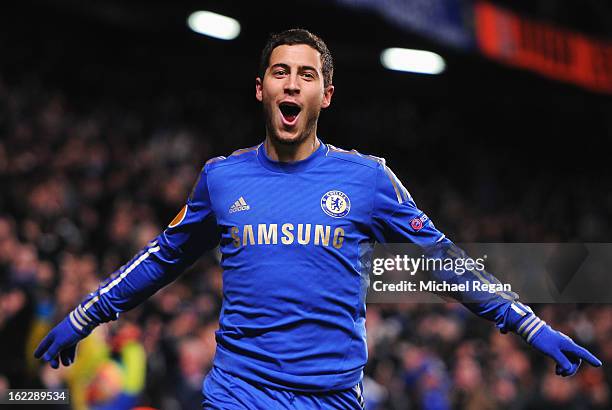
34,307,97,369
517,314,602,377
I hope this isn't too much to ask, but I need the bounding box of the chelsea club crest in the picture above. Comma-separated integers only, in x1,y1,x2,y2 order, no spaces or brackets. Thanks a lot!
321,190,351,218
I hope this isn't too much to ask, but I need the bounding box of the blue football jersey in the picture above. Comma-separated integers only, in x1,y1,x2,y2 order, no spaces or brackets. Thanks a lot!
74,139,529,392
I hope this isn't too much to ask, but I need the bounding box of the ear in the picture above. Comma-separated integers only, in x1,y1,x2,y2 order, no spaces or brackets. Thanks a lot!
321,85,335,109
255,77,263,102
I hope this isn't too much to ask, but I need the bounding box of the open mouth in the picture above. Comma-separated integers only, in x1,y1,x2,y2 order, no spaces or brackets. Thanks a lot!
279,102,301,125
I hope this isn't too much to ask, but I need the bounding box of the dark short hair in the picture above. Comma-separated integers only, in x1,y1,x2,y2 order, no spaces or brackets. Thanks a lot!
259,29,334,88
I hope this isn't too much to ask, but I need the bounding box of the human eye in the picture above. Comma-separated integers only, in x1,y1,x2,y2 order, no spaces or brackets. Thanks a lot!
301,72,315,80
273,68,287,77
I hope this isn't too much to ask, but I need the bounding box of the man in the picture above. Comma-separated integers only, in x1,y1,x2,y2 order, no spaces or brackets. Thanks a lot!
36,29,602,409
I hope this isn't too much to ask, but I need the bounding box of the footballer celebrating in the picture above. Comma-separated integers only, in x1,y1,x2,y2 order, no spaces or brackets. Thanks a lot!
35,29,602,409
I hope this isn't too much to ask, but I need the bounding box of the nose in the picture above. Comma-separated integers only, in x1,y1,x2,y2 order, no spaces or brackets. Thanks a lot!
284,74,300,94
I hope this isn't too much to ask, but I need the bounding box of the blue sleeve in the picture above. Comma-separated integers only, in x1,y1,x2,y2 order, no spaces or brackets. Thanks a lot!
370,161,533,334
68,165,220,331
370,160,445,246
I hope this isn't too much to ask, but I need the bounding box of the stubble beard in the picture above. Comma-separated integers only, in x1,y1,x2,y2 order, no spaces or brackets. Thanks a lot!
264,103,320,146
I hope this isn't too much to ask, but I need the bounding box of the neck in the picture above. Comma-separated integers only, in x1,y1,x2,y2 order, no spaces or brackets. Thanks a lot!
264,135,320,162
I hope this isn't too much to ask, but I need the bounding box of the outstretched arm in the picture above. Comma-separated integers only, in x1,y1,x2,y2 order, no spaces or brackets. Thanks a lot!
35,165,219,368
370,160,602,376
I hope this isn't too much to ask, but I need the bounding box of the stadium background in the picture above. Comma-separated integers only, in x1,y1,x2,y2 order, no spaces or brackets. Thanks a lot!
1,0,611,409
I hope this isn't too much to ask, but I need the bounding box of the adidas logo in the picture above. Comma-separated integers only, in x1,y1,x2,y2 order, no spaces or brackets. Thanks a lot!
229,197,250,213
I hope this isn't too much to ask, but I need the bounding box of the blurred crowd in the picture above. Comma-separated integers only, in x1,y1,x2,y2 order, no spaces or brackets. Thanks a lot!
1,69,611,410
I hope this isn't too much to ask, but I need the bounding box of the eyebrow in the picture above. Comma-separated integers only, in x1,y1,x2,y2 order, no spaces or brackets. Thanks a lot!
270,63,319,75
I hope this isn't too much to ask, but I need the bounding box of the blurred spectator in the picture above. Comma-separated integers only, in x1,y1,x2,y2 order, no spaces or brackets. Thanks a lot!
0,36,610,410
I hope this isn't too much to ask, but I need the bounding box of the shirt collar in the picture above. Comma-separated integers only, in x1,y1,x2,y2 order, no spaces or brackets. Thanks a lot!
257,138,327,173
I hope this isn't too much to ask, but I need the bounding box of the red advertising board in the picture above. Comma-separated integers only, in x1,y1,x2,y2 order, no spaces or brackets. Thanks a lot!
475,1,612,93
